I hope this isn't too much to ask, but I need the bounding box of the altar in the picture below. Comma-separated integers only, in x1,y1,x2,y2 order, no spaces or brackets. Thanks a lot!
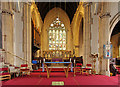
43,62,72,78
42,50,73,72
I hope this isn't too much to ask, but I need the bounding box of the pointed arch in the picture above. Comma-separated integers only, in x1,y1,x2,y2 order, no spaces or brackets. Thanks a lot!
42,7,72,51
71,2,84,57
109,12,120,41
31,3,43,33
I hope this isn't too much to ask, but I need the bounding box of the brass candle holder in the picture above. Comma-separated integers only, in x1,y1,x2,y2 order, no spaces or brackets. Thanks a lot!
90,53,98,74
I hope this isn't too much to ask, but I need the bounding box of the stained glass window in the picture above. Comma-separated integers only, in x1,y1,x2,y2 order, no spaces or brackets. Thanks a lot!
49,17,66,50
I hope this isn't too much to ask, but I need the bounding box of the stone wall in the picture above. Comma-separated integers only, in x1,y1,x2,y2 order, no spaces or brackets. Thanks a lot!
0,2,1,49
1,2,33,68
1,2,14,64
111,34,119,58
41,7,73,56
13,2,24,66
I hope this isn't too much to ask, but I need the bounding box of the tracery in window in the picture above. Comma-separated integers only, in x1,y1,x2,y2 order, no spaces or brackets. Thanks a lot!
49,17,66,50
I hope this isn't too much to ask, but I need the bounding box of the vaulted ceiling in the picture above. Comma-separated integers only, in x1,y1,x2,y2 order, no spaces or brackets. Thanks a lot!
111,20,120,36
35,2,79,23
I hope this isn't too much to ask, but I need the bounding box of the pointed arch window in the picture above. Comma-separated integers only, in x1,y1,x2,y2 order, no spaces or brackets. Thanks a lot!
49,17,66,50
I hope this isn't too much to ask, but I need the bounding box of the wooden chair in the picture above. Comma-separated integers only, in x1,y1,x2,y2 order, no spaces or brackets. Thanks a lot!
15,66,20,77
83,64,92,75
11,65,20,78
74,63,82,76
0,68,11,80
20,64,30,76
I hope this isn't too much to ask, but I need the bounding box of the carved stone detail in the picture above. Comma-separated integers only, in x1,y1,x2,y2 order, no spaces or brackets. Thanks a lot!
1,9,13,16
83,2,92,7
99,12,111,19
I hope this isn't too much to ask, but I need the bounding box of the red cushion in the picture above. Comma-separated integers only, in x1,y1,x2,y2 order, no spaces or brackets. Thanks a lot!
116,67,120,73
15,67,20,69
0,68,8,71
0,73,10,76
21,64,28,67
20,69,29,71
86,64,92,67
76,63,82,66
75,67,81,69
116,67,120,69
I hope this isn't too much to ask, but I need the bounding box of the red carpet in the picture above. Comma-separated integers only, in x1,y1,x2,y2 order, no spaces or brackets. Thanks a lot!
1,72,119,87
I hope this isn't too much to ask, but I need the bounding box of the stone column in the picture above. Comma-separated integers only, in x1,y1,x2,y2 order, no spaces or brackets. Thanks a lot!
74,46,79,57
90,3,99,74
23,3,27,64
27,3,32,69
67,26,73,52
23,2,32,69
99,2,111,76
0,3,1,48
79,20,83,57
83,2,92,66
13,2,24,66
0,10,2,49
1,2,14,64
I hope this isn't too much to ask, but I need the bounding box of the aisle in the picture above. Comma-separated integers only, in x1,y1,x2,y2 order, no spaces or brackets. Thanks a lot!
1,72,119,87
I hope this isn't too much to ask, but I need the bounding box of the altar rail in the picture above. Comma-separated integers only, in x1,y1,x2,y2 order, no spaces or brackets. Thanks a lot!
43,50,72,58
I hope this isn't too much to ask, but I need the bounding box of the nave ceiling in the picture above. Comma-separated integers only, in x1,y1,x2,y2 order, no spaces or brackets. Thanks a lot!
35,2,79,22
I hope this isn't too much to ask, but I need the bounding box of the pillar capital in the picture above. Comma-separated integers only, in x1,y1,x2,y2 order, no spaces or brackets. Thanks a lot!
24,2,32,6
83,2,92,8
1,9,14,16
99,12,111,19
